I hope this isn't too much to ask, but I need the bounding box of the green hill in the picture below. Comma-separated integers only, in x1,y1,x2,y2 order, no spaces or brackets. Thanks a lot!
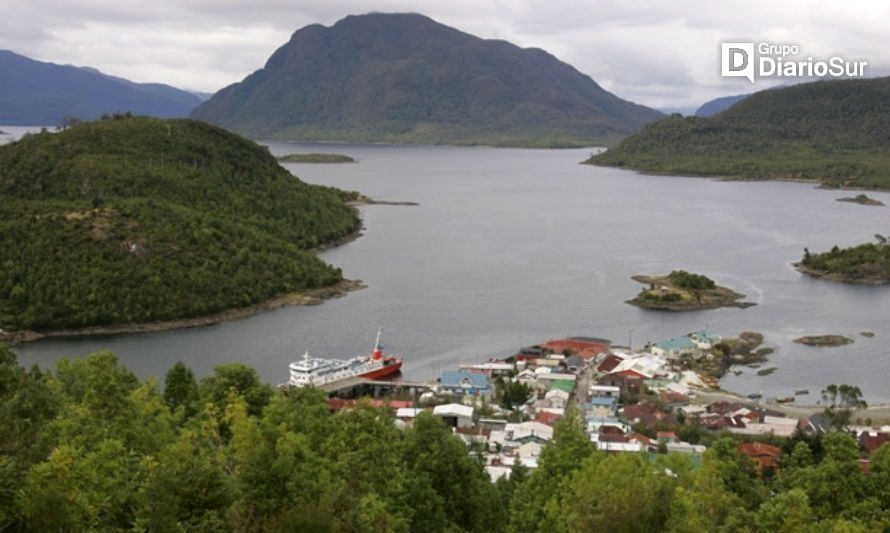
587,77,890,189
191,13,662,147
0,116,359,332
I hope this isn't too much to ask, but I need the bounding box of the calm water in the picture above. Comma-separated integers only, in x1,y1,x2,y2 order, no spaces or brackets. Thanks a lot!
8,135,890,402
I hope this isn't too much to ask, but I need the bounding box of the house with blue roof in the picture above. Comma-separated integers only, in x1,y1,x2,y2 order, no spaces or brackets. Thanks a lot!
440,370,492,397
651,331,721,358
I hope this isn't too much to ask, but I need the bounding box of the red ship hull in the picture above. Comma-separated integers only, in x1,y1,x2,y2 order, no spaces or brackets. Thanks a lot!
361,358,403,380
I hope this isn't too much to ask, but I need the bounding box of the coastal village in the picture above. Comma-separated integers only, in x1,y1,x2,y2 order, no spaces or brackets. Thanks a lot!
325,332,889,481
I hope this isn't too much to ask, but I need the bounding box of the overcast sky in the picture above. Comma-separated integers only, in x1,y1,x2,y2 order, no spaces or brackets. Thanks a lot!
1,0,887,110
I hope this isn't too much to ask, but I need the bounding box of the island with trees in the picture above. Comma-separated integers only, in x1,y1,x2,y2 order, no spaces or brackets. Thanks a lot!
627,270,754,311
0,116,360,340
796,240,890,284
277,153,356,163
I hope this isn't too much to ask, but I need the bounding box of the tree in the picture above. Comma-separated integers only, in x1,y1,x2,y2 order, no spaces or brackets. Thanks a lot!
821,384,867,430
755,488,814,532
403,411,504,531
508,407,594,532
163,361,199,417
199,363,272,417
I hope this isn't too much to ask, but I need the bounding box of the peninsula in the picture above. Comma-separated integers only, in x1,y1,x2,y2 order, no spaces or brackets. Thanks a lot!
586,77,890,190
795,242,890,284
626,270,754,311
0,116,360,339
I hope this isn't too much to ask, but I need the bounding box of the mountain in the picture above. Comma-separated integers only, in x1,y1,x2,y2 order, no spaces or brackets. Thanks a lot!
694,94,750,116
587,77,890,189
0,50,202,125
0,117,358,332
191,13,662,147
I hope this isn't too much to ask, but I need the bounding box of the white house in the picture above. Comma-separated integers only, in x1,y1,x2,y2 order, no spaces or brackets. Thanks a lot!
433,403,475,429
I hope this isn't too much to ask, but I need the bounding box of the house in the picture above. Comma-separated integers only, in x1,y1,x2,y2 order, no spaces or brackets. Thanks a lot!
513,346,545,362
597,353,625,374
597,373,643,395
596,440,646,453
589,385,620,399
396,407,425,424
666,441,707,454
729,415,799,437
433,403,475,428
545,388,570,409
504,421,555,443
540,337,611,360
440,370,491,397
651,331,721,358
460,361,514,377
859,431,890,453
651,336,697,358
564,355,586,372
738,442,782,472
585,397,618,419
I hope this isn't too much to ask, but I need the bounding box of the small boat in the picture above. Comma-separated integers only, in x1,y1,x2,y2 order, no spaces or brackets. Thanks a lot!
776,396,795,403
795,389,809,395
747,393,762,400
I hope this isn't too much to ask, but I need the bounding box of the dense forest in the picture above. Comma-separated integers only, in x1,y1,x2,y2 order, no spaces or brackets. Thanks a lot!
800,243,890,282
0,116,359,331
587,77,890,189
2,345,890,531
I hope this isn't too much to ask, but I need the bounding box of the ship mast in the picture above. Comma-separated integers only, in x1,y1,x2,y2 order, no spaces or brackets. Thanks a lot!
372,327,383,360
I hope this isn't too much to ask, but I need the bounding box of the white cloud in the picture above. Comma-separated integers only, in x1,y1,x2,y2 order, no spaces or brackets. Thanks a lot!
0,0,886,109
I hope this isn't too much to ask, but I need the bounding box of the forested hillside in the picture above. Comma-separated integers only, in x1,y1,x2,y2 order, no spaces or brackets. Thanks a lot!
0,116,359,331
1,346,889,531
588,77,890,189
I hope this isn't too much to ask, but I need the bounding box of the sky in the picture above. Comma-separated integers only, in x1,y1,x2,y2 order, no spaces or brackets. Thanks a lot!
1,0,888,110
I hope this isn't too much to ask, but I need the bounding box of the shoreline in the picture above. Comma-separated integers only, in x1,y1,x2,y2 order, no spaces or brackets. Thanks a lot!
0,278,367,345
695,387,890,424
586,161,890,193
2,209,369,345
793,262,890,285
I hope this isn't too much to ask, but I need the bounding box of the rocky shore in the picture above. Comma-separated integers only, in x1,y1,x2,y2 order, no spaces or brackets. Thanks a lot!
793,335,855,347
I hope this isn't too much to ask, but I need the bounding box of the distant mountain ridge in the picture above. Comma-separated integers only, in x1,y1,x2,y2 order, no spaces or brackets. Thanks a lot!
0,50,202,125
191,13,662,147
587,77,890,189
695,93,751,116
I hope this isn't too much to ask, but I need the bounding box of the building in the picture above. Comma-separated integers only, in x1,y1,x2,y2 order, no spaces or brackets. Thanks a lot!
440,370,491,397
738,442,782,472
589,384,620,399
651,331,721,358
433,403,475,428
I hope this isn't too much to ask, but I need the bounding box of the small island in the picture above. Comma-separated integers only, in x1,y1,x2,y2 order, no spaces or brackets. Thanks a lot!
837,194,884,206
277,153,355,163
626,270,755,311
795,241,890,284
794,335,854,347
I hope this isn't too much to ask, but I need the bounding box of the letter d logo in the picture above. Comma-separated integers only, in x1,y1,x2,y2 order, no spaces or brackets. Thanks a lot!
722,42,755,83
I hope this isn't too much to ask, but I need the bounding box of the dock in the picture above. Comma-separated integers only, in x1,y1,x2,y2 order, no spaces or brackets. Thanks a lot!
318,377,436,398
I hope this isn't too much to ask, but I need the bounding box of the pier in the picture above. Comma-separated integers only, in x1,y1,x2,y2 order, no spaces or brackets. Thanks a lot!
318,377,436,398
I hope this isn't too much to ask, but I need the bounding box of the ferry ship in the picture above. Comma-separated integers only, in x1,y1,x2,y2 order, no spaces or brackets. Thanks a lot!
286,329,403,388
